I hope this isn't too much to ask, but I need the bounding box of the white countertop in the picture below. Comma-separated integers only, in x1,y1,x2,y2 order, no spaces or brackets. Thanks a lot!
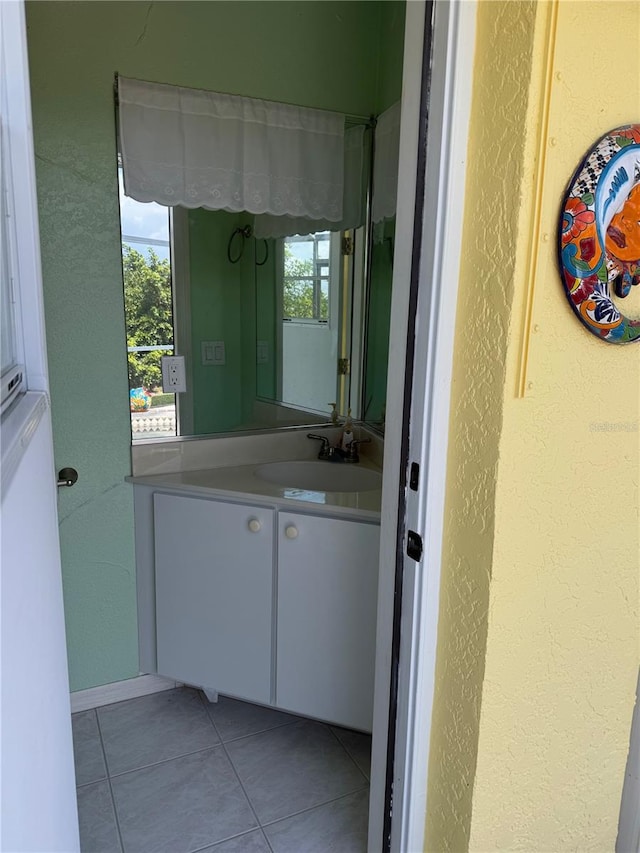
127,460,382,522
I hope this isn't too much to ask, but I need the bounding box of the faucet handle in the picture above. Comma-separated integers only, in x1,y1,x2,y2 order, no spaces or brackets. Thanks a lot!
307,433,330,459
346,437,371,463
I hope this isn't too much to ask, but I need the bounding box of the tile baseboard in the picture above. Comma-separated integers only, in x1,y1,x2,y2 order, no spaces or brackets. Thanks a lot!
70,674,180,713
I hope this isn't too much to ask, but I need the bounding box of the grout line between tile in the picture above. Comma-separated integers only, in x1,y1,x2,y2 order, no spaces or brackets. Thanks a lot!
199,692,302,745
188,826,271,853
259,827,275,853
95,686,222,780
75,777,109,790
94,711,125,853
90,687,368,852
202,711,369,831
195,689,223,738
259,783,371,831
214,718,300,745
327,725,370,784
196,692,266,844
106,743,226,780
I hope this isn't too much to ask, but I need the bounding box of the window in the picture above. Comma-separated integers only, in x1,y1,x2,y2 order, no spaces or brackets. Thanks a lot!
282,232,331,322
118,171,177,439
0,116,24,415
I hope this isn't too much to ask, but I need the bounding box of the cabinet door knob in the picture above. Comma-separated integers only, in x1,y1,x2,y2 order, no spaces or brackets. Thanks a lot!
284,525,298,540
248,518,262,533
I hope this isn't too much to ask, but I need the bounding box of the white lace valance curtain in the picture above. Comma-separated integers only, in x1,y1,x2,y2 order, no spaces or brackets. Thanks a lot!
372,101,401,232
252,125,366,240
117,76,345,220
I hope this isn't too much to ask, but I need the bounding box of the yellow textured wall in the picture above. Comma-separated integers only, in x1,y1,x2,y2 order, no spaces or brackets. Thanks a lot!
425,3,538,849
427,1,639,850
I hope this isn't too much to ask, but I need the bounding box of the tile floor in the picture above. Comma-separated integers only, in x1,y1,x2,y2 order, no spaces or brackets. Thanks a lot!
73,687,371,853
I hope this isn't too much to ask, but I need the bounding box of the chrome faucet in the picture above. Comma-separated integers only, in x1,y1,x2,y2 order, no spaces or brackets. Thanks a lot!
307,433,343,461
307,433,371,463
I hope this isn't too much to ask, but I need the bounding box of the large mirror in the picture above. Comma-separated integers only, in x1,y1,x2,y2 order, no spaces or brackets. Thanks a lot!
119,30,402,442
176,205,370,437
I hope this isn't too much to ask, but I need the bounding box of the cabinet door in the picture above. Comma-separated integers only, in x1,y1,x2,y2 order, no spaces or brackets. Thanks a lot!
154,493,273,704
276,512,380,731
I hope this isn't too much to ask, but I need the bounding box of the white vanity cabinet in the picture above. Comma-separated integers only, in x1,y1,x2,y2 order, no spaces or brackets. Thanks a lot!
137,483,380,731
276,511,380,731
154,493,274,705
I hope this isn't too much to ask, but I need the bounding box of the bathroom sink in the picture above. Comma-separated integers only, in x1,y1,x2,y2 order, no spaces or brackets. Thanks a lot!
254,460,382,493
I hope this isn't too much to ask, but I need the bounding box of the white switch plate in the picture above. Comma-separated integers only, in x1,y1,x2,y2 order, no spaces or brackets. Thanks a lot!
161,355,187,392
201,341,225,365
201,341,214,365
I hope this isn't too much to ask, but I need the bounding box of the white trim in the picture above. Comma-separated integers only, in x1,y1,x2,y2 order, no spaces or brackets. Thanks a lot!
369,0,477,849
275,239,284,402
349,226,366,419
369,0,428,848
171,206,193,436
329,230,342,335
0,363,26,416
1,390,48,496
394,1,477,851
0,1,49,394
70,674,180,714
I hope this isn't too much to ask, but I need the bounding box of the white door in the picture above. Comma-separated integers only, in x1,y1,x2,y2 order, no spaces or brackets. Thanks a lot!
276,511,380,731
154,493,274,704
0,2,79,850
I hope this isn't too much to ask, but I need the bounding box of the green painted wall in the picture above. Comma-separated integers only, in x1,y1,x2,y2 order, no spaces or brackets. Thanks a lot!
240,231,262,427
188,209,245,435
364,220,395,426
187,208,269,435
363,0,405,427
26,0,405,691
254,241,278,404
376,0,406,112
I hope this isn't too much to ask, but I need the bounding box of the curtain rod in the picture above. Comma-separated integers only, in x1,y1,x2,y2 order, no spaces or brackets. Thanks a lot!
113,74,375,128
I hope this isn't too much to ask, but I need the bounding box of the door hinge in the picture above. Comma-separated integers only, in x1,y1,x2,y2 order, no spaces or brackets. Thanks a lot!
341,236,354,256
406,530,423,562
337,357,350,376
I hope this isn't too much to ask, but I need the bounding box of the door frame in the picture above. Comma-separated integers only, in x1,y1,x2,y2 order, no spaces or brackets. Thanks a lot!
369,1,477,849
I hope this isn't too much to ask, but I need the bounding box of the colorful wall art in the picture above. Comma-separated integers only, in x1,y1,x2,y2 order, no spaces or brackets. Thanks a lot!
559,124,640,343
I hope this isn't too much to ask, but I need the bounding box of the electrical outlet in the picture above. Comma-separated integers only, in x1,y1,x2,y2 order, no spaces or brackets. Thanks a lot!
161,355,187,393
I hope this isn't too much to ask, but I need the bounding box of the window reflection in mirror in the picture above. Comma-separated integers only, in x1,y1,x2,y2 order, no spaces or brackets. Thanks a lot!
278,232,341,414
119,172,177,440
283,233,330,322
256,228,361,422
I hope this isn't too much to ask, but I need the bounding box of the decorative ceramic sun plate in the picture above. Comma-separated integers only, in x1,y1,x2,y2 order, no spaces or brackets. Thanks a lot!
559,124,640,343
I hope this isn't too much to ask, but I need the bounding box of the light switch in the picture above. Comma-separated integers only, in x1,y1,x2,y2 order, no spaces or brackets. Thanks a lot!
201,341,214,365
257,340,269,364
201,340,226,365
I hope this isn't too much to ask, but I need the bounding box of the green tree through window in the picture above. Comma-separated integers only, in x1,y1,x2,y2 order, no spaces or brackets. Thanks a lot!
283,234,330,321
123,245,174,389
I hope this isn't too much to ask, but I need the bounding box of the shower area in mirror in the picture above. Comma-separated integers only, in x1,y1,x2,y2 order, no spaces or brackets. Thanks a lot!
117,76,400,441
